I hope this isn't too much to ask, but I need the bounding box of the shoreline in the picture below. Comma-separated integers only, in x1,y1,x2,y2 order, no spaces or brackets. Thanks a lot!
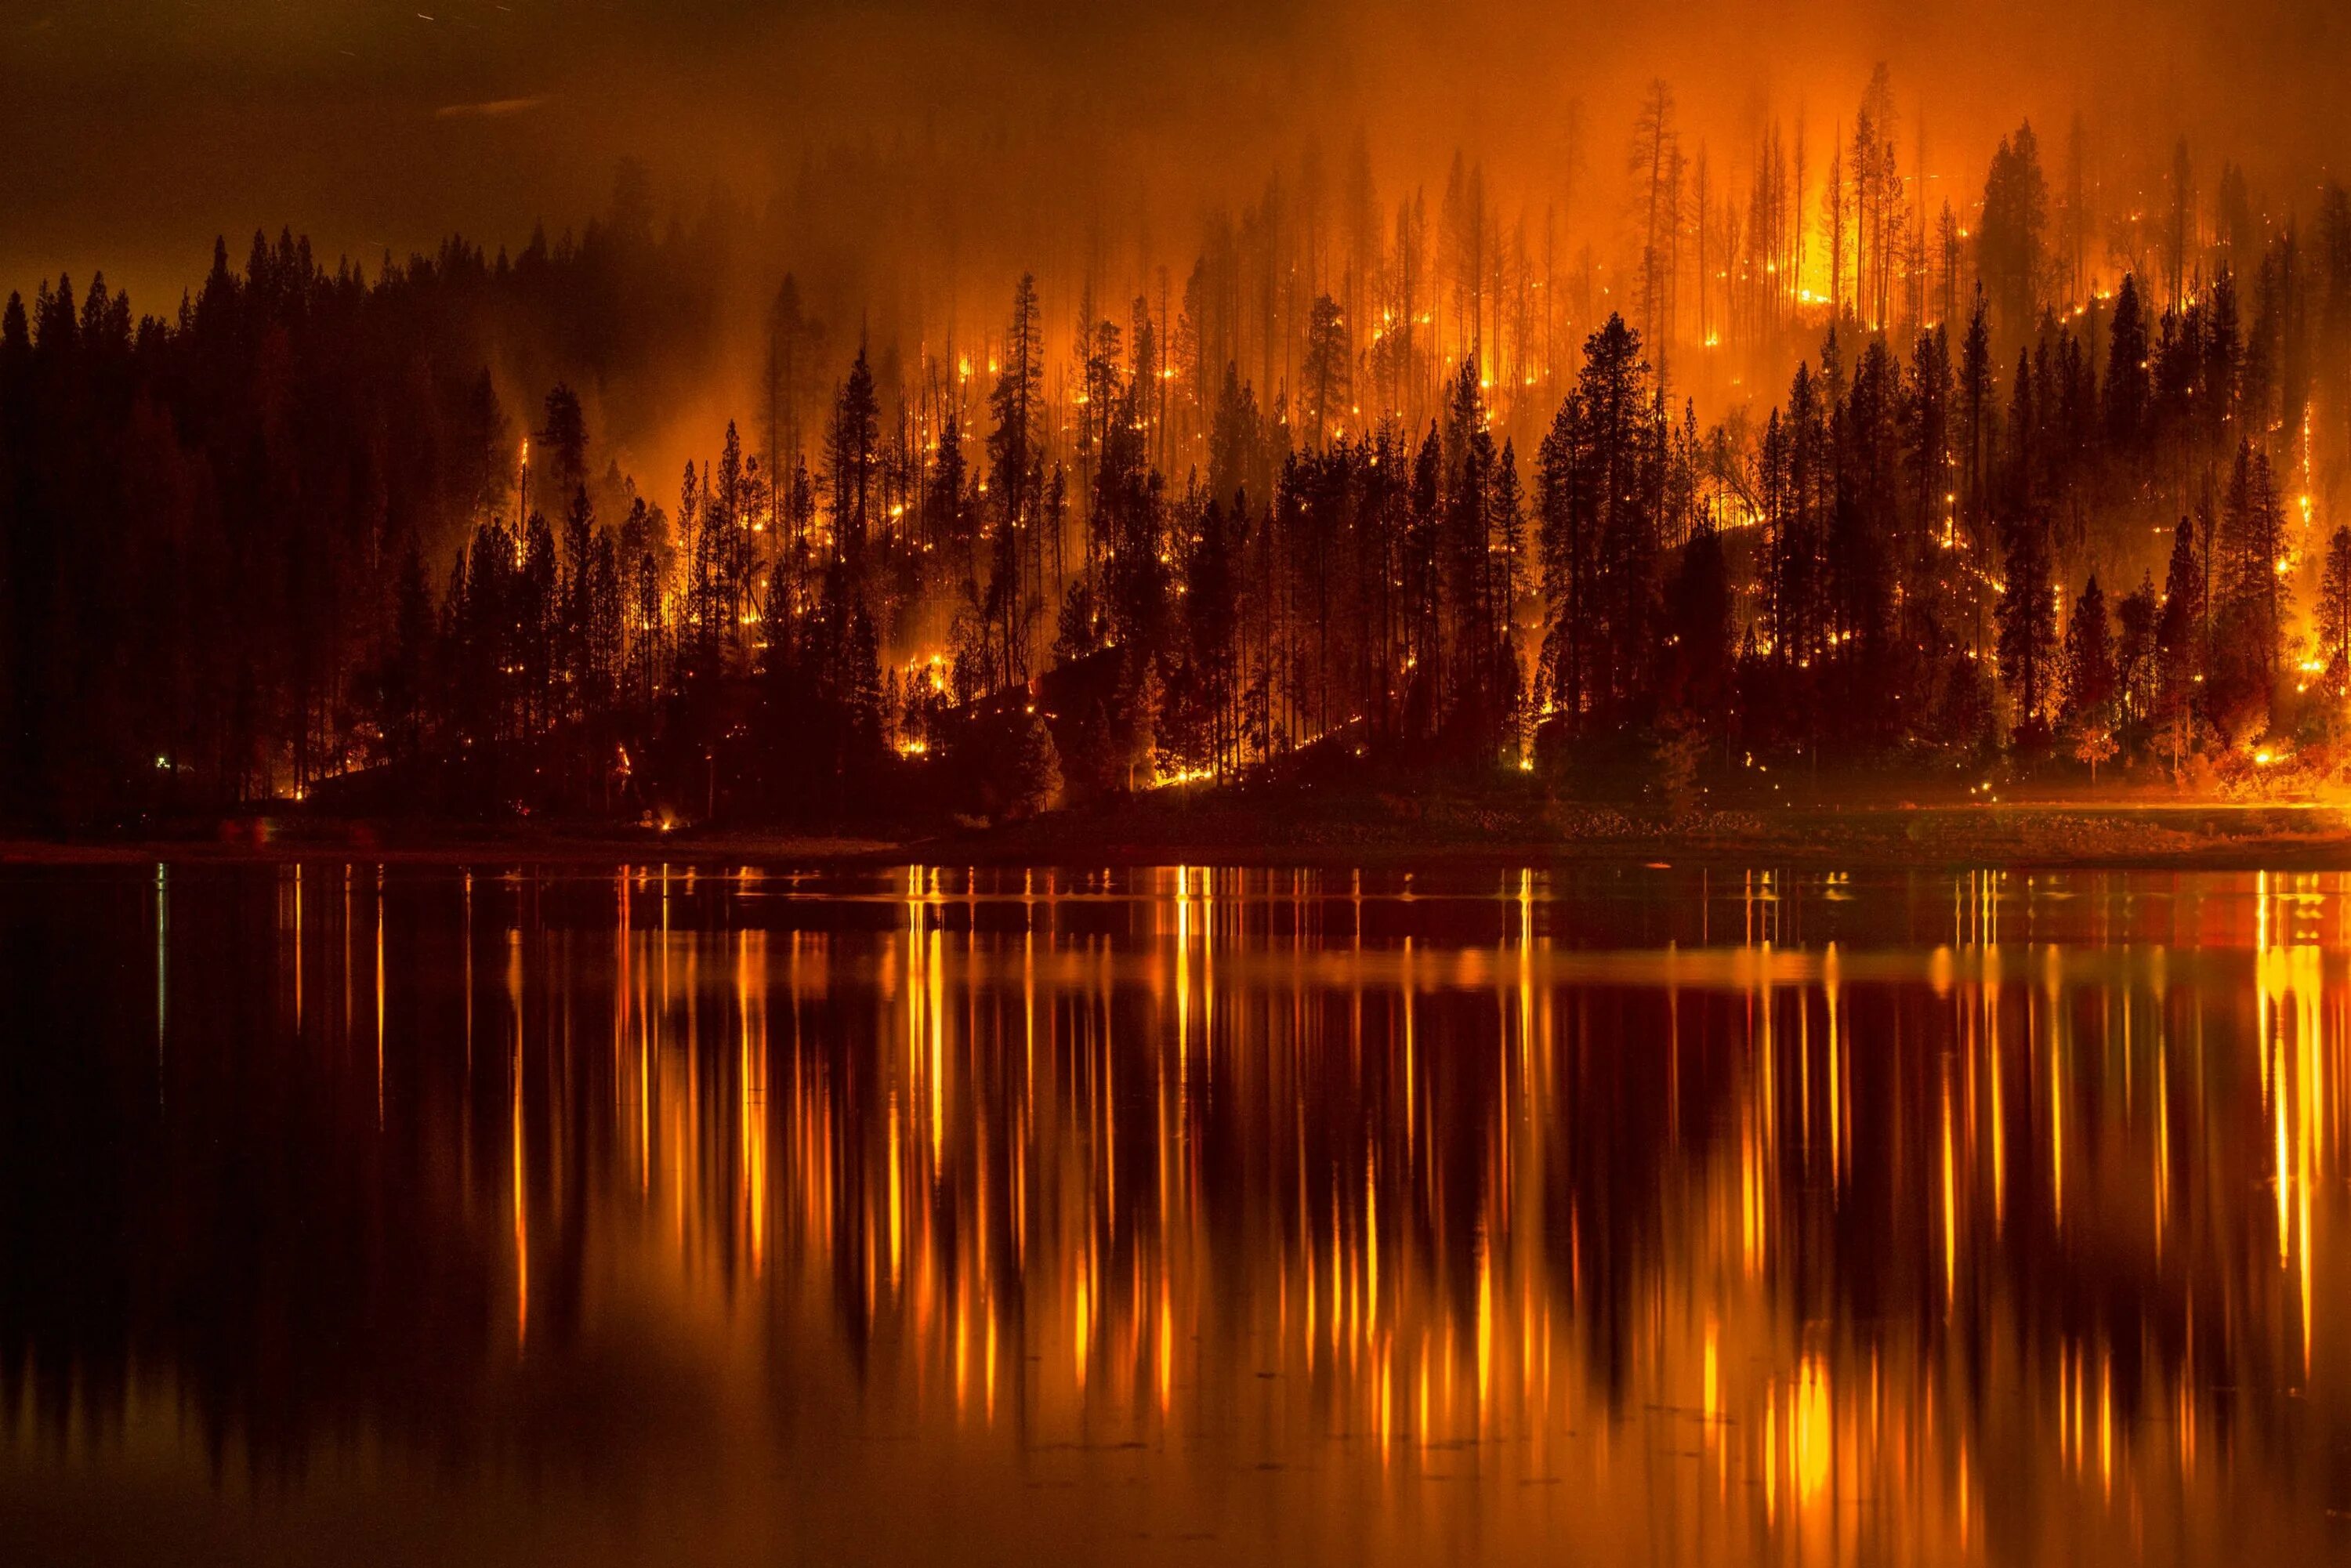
6,796,2351,871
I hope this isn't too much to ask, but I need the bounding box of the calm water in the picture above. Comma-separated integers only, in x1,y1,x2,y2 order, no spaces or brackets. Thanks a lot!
4,863,2349,1566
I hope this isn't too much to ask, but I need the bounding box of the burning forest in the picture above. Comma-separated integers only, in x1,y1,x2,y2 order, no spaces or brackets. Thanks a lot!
5,40,2351,834
22,13,2351,1564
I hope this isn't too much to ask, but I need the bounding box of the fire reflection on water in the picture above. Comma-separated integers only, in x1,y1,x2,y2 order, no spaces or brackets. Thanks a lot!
5,864,2351,1564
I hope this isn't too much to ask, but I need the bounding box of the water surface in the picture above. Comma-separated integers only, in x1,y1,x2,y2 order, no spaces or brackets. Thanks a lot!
4,863,2348,1565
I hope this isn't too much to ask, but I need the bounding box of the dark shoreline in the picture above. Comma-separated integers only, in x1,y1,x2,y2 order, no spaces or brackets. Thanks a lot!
6,795,2351,872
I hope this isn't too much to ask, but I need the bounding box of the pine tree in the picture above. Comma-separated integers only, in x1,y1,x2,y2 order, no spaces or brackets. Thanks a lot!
1978,121,2049,341
2114,575,2161,734
984,277,1045,683
2318,526,2351,687
1300,294,1352,447
1996,520,2057,739
988,274,1044,533
826,349,880,566
2060,574,2115,733
2215,439,2287,679
1538,313,1661,733
537,384,589,504
2154,515,2204,739
2104,274,2151,456
1959,293,1994,537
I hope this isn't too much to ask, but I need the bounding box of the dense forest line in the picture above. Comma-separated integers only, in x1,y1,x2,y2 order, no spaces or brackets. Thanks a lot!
9,78,2351,828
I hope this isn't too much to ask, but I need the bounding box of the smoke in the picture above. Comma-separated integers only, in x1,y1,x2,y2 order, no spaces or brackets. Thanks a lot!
4,0,2346,489
6,0,2346,306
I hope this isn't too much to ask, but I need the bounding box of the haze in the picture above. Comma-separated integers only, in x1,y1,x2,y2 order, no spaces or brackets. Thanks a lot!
6,0,2343,313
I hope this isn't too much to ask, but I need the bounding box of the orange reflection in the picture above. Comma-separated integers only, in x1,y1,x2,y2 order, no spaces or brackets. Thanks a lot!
20,865,2351,1566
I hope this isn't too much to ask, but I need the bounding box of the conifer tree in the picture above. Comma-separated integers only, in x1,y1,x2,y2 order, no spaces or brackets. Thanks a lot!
2060,574,2115,733
826,349,880,567
2318,526,2351,686
1978,122,2049,341
1300,294,1352,448
1996,520,2058,739
2105,275,2151,456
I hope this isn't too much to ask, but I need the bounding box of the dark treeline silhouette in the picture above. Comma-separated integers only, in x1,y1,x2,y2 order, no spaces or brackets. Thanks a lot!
11,92,2351,828
0,179,734,822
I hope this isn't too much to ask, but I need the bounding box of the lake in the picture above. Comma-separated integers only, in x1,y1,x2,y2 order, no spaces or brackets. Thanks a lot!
2,862,2346,1565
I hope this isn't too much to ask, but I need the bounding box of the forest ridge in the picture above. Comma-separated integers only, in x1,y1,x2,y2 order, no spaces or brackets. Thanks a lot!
2,90,2345,828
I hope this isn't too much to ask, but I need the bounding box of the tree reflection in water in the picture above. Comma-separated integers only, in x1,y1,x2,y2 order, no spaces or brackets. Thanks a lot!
2,864,2346,1566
